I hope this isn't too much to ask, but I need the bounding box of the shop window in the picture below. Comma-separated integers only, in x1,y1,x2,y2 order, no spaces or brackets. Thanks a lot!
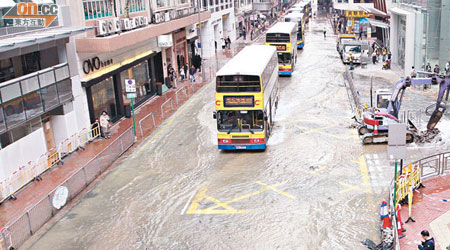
23,91,43,119
57,79,72,103
21,52,41,76
3,97,26,128
83,0,113,20
91,76,118,121
120,61,151,105
0,131,12,149
0,58,15,83
41,84,59,111
10,122,31,142
30,117,42,133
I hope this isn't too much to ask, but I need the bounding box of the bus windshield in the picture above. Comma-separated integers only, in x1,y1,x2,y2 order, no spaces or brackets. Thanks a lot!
277,53,291,65
297,31,302,40
344,45,361,53
266,33,290,43
216,75,261,93
217,110,264,132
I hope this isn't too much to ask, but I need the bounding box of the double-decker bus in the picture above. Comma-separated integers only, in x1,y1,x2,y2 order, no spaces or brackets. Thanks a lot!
265,22,298,76
284,12,305,49
214,45,279,150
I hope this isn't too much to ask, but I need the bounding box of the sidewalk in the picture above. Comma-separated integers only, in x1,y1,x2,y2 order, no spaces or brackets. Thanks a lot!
0,46,246,230
399,175,450,250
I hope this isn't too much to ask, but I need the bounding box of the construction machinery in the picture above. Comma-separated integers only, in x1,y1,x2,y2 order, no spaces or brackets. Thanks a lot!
357,73,450,144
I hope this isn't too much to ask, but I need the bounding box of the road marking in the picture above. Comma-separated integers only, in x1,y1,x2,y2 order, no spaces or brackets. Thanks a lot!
185,181,294,214
357,155,372,194
255,181,296,200
339,181,360,193
311,165,329,176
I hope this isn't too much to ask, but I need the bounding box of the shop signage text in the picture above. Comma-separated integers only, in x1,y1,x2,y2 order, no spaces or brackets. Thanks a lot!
125,79,136,93
345,11,370,18
158,35,173,47
83,57,113,74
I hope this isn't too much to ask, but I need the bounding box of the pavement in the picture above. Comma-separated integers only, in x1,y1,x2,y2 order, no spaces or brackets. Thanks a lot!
399,174,450,250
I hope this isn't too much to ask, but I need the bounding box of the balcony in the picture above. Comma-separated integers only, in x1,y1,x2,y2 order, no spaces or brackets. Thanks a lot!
252,1,278,11
76,10,211,54
0,63,72,133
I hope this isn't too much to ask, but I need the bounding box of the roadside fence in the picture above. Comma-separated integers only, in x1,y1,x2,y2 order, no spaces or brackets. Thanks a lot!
0,127,135,250
388,151,450,249
343,69,362,117
0,122,101,204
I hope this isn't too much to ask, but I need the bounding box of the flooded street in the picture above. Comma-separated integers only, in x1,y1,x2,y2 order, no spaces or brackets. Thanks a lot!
27,15,432,250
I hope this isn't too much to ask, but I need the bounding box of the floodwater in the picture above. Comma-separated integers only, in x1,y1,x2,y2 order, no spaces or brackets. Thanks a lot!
26,12,442,250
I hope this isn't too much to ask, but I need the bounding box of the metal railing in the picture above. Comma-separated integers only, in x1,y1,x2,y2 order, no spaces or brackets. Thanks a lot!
175,86,188,105
138,112,156,138
343,69,362,112
1,127,135,250
160,98,173,119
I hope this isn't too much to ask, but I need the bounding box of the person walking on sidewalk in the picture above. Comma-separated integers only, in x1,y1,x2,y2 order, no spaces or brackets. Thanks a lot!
243,27,247,40
99,111,111,139
411,66,417,78
323,27,327,38
417,230,435,250
189,65,196,83
382,48,387,62
221,38,226,50
226,37,231,49
180,66,185,81
184,63,189,81
372,51,377,64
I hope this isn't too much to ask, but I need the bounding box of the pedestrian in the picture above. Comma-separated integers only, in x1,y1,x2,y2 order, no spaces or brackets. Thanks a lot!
323,27,326,38
221,38,226,50
180,67,185,81
376,46,380,61
411,66,417,78
417,230,435,250
425,61,432,72
215,41,217,51
372,51,377,64
433,64,440,74
349,52,354,70
446,61,450,74
99,111,111,139
189,65,196,82
382,48,387,62
184,63,188,80
388,50,392,60
338,22,341,33
226,37,231,49
243,26,247,40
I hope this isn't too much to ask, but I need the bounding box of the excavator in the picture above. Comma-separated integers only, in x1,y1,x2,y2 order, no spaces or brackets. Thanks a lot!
357,72,450,144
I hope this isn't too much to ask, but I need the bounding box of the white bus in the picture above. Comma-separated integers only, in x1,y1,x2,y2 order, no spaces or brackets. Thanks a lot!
214,45,279,150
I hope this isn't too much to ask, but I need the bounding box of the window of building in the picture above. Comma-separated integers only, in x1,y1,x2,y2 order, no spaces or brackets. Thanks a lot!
128,0,146,13
178,0,188,4
41,84,59,111
21,52,41,76
91,76,118,121
0,58,15,83
157,0,170,8
57,79,72,103
0,106,5,133
83,0,113,20
120,61,151,104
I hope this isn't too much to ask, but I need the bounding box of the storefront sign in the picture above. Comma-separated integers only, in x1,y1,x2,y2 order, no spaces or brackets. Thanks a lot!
126,93,137,99
345,11,370,18
223,96,254,107
367,27,371,40
83,57,113,74
347,20,352,27
158,34,173,47
125,79,136,93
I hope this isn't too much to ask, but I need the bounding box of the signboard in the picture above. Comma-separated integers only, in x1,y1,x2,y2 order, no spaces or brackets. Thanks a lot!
223,96,254,107
52,186,69,209
125,79,136,93
367,27,371,40
387,123,406,160
2,2,58,27
347,20,352,27
158,34,173,47
126,93,137,99
272,44,287,51
345,11,370,18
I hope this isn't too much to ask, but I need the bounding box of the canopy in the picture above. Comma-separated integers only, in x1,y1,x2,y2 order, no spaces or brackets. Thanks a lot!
368,19,389,29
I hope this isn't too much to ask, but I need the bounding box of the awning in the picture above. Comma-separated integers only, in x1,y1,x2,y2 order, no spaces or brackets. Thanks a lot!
0,0,15,8
334,3,374,11
359,6,387,16
368,18,389,29
0,26,93,54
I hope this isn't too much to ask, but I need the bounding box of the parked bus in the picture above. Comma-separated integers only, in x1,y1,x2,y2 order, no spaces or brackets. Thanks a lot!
265,22,298,75
284,12,305,49
213,45,279,150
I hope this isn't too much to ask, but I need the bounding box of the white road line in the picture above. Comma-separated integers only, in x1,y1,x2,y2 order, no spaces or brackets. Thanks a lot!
181,190,197,215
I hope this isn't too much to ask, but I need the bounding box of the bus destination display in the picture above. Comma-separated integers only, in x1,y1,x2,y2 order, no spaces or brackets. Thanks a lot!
223,96,254,107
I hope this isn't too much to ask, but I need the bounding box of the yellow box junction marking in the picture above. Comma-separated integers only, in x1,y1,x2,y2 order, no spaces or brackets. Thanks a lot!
339,156,373,194
185,181,296,214
339,181,360,193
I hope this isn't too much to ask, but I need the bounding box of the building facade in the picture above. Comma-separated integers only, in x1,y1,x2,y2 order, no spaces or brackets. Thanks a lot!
390,0,450,73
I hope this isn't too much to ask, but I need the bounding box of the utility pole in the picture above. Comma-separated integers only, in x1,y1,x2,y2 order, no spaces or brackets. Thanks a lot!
197,0,204,74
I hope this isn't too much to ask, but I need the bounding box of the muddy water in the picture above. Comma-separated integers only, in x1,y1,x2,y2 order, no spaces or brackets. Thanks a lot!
27,13,397,250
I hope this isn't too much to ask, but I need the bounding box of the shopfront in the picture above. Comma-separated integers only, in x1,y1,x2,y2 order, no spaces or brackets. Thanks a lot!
81,46,162,123
173,29,188,72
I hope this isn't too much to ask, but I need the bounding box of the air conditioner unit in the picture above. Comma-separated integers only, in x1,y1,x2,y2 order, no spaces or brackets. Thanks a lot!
121,18,131,31
164,12,170,22
96,20,108,36
138,16,144,26
170,10,177,20
141,16,148,26
111,18,121,33
105,19,115,34
155,13,165,24
130,17,138,29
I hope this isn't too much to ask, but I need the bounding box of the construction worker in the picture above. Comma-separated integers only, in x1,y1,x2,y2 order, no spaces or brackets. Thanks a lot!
382,48,387,62
411,66,417,78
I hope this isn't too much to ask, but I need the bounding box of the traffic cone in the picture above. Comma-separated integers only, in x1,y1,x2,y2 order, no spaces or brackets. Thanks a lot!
374,125,378,135
380,201,391,228
396,204,406,238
